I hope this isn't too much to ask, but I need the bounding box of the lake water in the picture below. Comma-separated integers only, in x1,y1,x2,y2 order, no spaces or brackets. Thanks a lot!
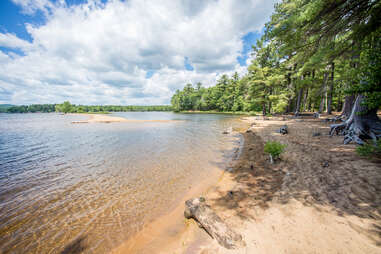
0,112,244,254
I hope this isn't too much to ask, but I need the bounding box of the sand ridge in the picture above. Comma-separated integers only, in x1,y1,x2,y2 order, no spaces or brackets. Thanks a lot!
71,113,182,123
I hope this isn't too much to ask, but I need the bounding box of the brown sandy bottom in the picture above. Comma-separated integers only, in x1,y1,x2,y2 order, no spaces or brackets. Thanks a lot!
121,115,381,254
71,113,182,123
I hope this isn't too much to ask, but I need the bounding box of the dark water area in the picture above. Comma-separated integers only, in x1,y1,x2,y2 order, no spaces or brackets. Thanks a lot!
0,112,244,253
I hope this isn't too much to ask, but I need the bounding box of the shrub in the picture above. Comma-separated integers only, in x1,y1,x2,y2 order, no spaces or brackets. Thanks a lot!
356,140,381,157
264,141,286,163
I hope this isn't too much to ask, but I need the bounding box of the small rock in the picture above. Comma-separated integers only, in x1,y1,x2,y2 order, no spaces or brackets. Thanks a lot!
279,125,288,135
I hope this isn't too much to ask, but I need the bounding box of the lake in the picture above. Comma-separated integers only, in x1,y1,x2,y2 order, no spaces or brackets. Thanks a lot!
0,112,243,253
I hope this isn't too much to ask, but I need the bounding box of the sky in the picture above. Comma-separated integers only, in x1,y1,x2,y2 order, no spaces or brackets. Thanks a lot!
0,0,277,105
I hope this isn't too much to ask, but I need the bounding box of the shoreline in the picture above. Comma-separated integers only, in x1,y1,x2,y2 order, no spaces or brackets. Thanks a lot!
70,113,181,123
179,115,381,253
110,122,246,254
113,115,381,254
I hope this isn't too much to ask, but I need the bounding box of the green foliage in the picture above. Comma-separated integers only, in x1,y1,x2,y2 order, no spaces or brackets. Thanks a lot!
264,141,287,159
356,140,381,157
61,101,73,113
171,0,381,117
0,104,13,112
7,104,56,113
4,103,172,113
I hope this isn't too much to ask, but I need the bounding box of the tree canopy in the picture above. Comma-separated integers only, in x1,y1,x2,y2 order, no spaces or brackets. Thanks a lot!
171,0,381,116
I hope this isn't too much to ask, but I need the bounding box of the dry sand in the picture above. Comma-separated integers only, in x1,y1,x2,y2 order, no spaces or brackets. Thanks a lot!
112,115,381,254
71,113,180,123
186,115,381,254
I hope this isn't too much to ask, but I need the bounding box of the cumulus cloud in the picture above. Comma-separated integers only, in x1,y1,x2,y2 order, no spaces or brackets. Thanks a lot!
0,33,32,50
0,0,276,105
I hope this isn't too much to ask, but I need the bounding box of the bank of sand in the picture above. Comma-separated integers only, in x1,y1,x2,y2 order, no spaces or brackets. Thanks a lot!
71,113,180,123
113,115,381,254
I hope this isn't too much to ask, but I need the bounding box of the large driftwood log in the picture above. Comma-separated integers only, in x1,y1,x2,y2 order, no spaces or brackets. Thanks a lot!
184,197,245,249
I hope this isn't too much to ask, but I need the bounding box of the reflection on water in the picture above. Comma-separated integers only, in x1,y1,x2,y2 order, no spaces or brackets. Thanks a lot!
0,112,243,253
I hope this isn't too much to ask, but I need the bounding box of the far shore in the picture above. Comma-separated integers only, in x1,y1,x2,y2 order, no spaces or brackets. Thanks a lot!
112,114,381,254
70,113,182,123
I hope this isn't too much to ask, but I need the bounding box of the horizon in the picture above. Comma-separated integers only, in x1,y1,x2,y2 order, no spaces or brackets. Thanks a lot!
0,0,276,106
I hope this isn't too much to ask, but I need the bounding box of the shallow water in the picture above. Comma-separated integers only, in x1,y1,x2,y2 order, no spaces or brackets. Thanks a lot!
0,112,243,253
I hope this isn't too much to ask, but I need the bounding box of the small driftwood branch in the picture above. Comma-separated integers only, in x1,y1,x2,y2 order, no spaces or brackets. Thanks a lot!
184,197,245,249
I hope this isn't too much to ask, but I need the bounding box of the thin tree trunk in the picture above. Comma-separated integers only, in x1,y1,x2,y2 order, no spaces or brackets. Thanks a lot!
286,64,297,113
327,62,334,114
295,74,304,115
262,102,266,116
295,88,303,115
319,72,329,113
268,87,273,114
303,88,309,112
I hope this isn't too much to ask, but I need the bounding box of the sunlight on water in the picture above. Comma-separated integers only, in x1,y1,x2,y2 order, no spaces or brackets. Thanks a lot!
0,112,244,253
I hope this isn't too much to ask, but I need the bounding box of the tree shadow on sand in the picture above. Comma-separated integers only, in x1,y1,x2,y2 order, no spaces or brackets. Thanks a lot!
208,122,381,246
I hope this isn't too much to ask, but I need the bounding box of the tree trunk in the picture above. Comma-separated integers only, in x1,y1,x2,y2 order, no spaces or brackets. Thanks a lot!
330,95,381,144
340,95,356,119
295,88,303,115
268,87,273,114
303,88,309,112
318,72,329,113
327,62,335,114
262,102,267,116
184,198,245,249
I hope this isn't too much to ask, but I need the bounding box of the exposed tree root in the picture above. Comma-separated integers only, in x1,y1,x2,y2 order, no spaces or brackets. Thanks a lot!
330,95,381,145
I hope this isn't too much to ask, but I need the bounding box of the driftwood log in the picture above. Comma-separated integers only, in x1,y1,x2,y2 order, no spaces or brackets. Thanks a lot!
184,198,245,249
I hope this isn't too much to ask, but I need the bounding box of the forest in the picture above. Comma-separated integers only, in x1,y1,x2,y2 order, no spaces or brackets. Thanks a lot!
171,0,380,145
2,103,172,113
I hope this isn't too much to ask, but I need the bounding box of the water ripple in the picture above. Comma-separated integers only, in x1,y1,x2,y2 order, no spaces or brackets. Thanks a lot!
0,112,244,254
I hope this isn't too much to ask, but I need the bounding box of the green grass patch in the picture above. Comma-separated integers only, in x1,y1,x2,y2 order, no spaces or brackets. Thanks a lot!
356,140,381,157
264,141,287,161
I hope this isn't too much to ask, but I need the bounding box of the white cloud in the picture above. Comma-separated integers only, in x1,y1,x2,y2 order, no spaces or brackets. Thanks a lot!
0,0,276,105
0,33,32,50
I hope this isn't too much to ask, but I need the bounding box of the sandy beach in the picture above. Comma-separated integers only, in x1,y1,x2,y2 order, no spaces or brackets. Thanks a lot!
71,113,181,123
112,115,381,254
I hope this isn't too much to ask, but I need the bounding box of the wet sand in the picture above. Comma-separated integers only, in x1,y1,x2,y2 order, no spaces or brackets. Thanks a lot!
110,132,244,254
116,115,381,254
71,113,180,123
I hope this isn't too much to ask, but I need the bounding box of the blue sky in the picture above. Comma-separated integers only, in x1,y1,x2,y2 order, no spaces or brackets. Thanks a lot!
0,0,275,105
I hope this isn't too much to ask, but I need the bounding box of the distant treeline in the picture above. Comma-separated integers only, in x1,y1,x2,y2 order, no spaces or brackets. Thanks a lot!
1,102,172,113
